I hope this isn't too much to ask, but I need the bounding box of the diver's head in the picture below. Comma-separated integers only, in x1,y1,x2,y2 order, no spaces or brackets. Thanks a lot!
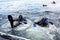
40,18,49,26
18,15,23,21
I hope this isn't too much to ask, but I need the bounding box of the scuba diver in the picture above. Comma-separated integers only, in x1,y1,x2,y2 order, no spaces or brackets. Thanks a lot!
35,18,53,27
8,15,27,28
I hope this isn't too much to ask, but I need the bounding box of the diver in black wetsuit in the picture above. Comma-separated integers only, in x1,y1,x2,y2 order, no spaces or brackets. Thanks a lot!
8,15,27,28
35,18,53,27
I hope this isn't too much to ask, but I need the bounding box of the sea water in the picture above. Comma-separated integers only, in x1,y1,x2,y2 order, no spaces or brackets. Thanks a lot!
0,0,60,40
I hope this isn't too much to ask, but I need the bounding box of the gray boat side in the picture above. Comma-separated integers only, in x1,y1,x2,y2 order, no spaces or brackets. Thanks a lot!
0,32,30,40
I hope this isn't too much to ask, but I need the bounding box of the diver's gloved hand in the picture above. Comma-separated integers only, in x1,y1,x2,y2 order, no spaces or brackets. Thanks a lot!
19,20,27,24
33,22,37,27
22,21,27,24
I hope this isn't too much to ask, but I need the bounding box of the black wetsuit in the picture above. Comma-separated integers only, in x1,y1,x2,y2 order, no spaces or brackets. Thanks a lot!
35,18,48,27
8,15,27,28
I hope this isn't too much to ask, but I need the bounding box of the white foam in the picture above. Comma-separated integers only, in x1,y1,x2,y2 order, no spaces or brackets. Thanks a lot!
26,23,57,40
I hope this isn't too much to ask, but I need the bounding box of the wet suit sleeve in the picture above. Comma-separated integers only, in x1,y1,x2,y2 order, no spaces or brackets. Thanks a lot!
49,22,53,25
22,18,27,24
